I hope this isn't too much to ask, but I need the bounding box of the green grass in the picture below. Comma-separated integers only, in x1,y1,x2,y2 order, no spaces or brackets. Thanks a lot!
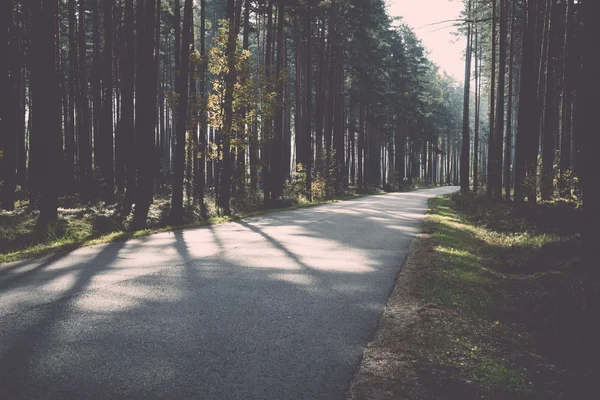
415,193,593,398
0,189,387,265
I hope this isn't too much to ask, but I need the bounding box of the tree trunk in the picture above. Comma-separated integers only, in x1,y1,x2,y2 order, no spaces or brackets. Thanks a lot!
579,0,600,268
559,0,574,199
504,0,517,200
487,0,497,197
304,0,313,199
493,0,507,199
460,0,472,192
188,19,197,203
333,12,345,193
78,0,92,201
29,0,62,225
0,0,16,210
473,8,480,193
294,15,303,172
171,0,193,223
218,0,242,214
514,0,538,204
271,0,286,200
65,0,77,191
132,0,158,229
121,0,136,215
102,0,115,202
541,0,561,201
357,102,364,191
197,0,207,217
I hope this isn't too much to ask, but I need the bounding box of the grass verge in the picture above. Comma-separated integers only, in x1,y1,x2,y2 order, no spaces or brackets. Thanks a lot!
348,192,598,400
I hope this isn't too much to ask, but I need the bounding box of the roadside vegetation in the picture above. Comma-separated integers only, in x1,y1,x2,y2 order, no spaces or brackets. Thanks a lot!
0,179,400,264
349,192,596,399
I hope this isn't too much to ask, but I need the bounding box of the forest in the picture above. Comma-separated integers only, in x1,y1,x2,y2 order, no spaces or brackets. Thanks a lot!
456,0,598,269
1,0,597,267
0,0,465,258
1,0,599,398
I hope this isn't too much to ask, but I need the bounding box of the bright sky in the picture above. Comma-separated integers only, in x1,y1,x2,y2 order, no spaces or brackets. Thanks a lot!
386,0,466,82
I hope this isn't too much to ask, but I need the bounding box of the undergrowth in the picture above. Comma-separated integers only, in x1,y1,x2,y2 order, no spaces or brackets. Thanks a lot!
415,193,596,399
1,181,405,264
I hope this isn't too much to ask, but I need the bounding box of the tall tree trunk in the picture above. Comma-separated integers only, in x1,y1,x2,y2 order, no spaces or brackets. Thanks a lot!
487,0,497,197
16,56,27,188
188,18,197,203
102,0,115,202
460,0,472,192
29,0,62,225
304,0,313,199
235,0,251,198
324,3,335,162
218,0,242,213
197,0,207,217
0,0,16,210
116,0,127,195
262,0,274,206
473,8,480,193
333,10,345,193
121,0,136,215
357,102,364,191
132,0,158,228
559,0,574,199
92,0,102,196
541,0,561,201
315,17,326,154
504,0,516,200
579,0,600,268
493,0,507,199
78,0,92,201
171,0,193,222
271,0,286,200
514,0,538,204
65,0,77,191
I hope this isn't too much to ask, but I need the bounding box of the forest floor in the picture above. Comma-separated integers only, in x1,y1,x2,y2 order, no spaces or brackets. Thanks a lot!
0,183,436,264
348,192,599,400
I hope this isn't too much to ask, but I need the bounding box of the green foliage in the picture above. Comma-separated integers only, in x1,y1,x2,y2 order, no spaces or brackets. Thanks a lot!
206,19,254,135
312,149,338,201
415,193,592,398
283,164,309,204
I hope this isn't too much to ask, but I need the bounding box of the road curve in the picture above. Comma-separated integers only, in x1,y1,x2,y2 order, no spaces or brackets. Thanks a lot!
0,186,458,400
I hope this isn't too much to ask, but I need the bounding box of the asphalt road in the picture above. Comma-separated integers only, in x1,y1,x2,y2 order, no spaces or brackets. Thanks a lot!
0,186,458,400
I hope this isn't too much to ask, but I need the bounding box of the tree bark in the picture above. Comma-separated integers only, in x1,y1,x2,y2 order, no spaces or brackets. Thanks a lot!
171,0,193,223
460,0,472,192
78,0,92,201
121,0,136,215
514,0,538,204
487,0,497,197
29,0,62,225
541,0,561,201
493,0,507,199
218,0,242,214
271,0,286,200
197,0,207,217
504,0,517,200
0,0,16,210
579,0,600,268
304,0,313,199
132,0,158,229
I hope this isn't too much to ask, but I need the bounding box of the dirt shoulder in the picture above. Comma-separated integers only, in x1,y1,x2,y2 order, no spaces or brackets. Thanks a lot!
348,232,441,400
